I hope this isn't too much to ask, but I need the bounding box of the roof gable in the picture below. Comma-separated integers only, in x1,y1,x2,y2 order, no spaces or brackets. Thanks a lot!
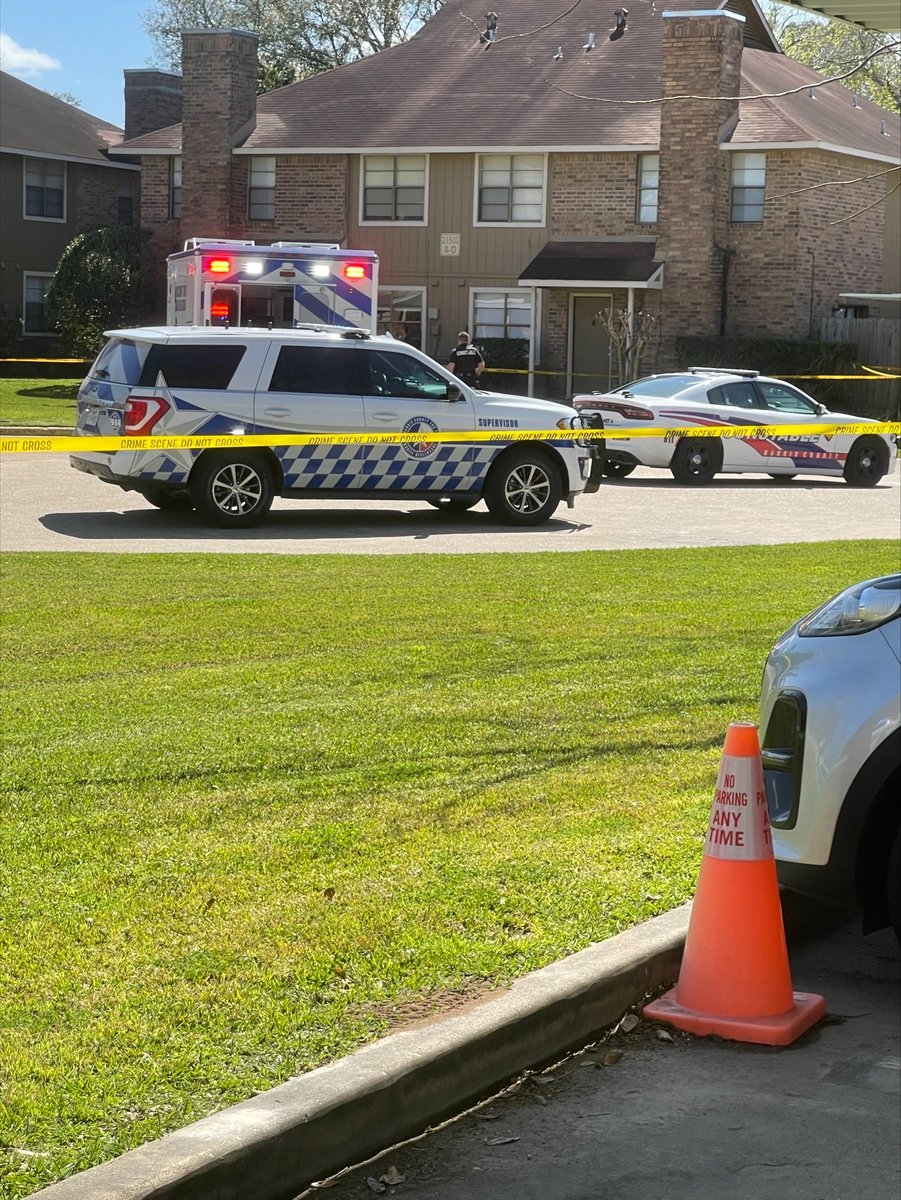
114,0,897,161
0,71,125,165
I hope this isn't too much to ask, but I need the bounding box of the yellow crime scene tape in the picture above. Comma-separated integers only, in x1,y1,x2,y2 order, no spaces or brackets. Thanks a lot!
479,367,901,380
1,423,898,455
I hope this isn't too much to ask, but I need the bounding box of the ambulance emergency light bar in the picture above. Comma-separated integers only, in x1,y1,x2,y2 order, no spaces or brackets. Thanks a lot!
199,253,372,281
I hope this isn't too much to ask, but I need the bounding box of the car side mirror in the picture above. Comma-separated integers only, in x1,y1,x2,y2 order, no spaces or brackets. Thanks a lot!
446,384,465,402
814,402,826,416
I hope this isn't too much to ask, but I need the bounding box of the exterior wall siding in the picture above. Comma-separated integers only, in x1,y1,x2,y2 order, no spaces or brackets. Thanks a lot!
0,151,139,344
726,148,887,339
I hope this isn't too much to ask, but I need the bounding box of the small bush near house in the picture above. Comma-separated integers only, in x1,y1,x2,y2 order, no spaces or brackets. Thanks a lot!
477,336,530,394
673,335,886,416
47,226,154,359
0,313,23,357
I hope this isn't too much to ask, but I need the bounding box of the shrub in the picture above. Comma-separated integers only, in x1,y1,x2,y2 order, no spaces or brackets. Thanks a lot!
673,335,863,412
475,336,529,393
47,226,154,358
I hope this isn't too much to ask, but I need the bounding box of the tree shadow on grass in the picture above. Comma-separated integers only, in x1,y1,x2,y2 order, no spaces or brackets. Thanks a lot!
15,384,78,400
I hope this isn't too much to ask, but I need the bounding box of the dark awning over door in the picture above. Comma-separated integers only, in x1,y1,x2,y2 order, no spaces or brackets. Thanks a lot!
519,240,663,289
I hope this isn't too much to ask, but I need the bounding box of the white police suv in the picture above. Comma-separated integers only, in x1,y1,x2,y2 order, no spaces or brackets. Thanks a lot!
71,327,600,527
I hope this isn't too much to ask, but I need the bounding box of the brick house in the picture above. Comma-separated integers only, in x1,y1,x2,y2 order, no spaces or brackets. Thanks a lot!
0,72,142,349
114,0,899,395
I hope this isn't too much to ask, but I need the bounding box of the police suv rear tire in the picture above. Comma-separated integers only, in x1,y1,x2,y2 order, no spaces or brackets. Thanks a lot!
191,452,275,527
483,448,562,525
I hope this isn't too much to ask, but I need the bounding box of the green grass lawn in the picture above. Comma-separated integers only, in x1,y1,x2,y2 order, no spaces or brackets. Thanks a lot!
1,542,897,1195
0,377,80,427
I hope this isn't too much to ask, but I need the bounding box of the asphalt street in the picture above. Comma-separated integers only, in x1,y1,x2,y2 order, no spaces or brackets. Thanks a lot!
305,900,901,1200
1,454,900,554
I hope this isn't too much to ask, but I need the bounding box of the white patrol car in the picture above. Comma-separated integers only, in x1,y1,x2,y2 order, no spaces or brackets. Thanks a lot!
572,367,896,485
71,326,601,527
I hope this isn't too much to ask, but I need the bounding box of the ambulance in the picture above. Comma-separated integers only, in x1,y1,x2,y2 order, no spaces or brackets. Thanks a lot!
166,239,379,332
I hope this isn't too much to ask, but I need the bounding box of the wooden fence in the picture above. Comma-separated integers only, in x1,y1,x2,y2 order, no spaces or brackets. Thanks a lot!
818,317,900,419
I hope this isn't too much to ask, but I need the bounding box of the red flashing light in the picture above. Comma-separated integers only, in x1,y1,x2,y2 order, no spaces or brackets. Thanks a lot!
210,301,232,319
343,263,366,281
208,258,231,274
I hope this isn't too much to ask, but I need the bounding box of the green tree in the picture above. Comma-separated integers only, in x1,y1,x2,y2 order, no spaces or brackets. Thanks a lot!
141,0,442,91
765,2,900,113
50,91,82,107
47,226,153,357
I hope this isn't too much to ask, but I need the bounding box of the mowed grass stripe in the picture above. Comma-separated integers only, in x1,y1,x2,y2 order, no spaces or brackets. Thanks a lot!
1,543,895,1194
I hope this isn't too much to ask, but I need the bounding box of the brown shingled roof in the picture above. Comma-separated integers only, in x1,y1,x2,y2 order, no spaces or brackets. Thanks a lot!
113,0,899,161
735,49,900,158
0,71,125,163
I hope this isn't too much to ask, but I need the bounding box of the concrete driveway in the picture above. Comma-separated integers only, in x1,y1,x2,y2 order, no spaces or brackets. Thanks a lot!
1,454,899,554
305,901,900,1200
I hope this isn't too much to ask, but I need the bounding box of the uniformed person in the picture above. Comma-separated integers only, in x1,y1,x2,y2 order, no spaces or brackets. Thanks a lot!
446,331,485,388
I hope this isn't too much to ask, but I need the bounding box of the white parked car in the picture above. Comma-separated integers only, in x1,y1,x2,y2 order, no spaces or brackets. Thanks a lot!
573,367,896,485
71,326,601,527
760,574,901,942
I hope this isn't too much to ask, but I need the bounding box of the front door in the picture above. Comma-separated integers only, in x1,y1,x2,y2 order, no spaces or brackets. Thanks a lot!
571,295,613,394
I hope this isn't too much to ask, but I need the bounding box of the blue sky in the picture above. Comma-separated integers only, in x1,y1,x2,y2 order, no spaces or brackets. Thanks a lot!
0,0,157,128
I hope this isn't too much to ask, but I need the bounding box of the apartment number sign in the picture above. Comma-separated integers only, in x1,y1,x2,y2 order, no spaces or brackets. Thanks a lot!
440,234,461,257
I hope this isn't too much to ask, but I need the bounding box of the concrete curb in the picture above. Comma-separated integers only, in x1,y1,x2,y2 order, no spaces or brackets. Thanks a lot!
35,905,689,1200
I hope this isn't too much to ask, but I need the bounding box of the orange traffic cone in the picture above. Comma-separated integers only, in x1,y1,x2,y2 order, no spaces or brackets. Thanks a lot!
644,720,825,1046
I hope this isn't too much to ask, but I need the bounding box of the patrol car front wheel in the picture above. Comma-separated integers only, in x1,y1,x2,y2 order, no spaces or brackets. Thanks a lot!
484,449,562,525
843,437,887,487
191,453,275,527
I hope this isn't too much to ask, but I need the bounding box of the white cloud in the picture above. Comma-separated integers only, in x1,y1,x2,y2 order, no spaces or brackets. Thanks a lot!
0,32,61,77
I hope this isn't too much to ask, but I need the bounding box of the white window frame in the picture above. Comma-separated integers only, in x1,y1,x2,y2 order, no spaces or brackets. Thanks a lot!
730,151,766,224
248,155,277,221
473,153,547,229
360,154,429,226
636,153,659,225
377,286,428,350
470,287,535,359
22,272,56,336
23,158,66,223
170,156,182,219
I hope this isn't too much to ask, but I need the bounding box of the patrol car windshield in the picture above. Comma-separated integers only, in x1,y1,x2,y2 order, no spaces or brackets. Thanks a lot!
614,375,699,398
88,338,152,386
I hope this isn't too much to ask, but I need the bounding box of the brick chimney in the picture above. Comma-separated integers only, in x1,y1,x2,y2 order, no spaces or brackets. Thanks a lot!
123,69,183,141
656,10,744,343
179,28,259,236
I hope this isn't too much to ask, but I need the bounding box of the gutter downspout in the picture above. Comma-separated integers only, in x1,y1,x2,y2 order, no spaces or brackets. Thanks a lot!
626,288,636,379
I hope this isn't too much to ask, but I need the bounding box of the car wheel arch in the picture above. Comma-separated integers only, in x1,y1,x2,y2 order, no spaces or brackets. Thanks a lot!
189,446,284,491
484,441,568,493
